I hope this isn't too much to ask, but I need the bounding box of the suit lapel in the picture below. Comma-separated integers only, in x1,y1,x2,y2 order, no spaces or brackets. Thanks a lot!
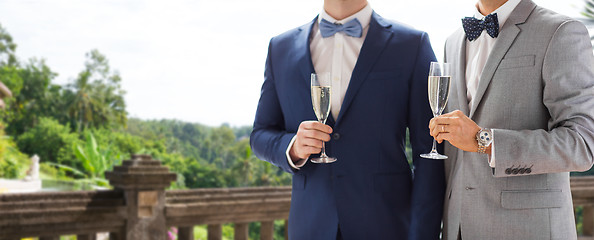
445,29,468,181
297,17,317,87
335,12,393,126
451,29,470,116
468,0,536,118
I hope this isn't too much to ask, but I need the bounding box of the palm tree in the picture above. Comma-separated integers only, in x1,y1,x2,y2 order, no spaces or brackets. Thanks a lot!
68,50,127,132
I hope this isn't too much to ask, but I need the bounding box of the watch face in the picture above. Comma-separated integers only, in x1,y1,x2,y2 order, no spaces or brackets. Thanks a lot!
479,131,492,144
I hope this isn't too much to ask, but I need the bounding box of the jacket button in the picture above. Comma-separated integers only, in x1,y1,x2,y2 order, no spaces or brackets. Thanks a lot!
333,133,341,140
512,168,519,174
518,168,526,174
505,168,512,175
526,168,532,174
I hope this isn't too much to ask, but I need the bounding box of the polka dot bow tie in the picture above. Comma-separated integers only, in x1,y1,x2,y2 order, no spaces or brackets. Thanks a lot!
319,18,363,38
462,13,499,41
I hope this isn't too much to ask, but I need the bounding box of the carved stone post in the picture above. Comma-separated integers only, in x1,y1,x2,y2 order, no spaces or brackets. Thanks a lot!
106,154,177,240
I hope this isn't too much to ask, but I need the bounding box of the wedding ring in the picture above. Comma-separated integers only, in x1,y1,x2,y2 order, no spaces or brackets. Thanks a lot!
441,125,445,132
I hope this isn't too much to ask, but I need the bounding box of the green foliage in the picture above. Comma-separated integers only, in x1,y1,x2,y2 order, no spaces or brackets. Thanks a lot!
3,58,57,136
0,124,29,178
582,0,594,19
576,206,584,235
16,117,80,168
72,131,121,184
125,119,291,189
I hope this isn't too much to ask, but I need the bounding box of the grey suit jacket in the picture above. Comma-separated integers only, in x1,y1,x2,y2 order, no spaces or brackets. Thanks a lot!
443,0,594,239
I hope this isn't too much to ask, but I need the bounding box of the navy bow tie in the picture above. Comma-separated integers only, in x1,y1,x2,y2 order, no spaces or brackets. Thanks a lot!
319,18,363,38
462,13,499,41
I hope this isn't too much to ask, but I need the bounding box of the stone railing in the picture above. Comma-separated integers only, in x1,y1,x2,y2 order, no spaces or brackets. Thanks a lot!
0,154,592,240
0,155,290,240
166,187,290,240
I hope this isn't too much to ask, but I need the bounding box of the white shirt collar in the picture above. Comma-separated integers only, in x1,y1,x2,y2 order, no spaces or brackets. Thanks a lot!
319,3,372,29
472,0,521,29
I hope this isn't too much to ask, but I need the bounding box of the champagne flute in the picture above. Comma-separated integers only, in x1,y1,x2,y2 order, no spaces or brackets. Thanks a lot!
310,73,336,163
420,62,452,159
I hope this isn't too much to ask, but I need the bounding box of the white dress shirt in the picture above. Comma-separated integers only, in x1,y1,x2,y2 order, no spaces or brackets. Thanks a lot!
465,0,521,167
286,4,373,169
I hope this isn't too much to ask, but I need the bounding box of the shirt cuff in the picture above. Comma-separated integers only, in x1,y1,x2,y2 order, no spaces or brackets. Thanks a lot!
488,140,496,168
286,135,307,169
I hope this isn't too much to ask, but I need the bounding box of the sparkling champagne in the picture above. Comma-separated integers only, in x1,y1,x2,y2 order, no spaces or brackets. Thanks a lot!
311,86,331,123
428,76,451,116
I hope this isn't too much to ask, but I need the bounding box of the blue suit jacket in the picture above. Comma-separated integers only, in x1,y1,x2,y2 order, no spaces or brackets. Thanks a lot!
251,12,445,240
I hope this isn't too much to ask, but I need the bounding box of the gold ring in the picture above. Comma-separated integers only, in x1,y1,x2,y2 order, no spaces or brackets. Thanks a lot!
442,125,445,132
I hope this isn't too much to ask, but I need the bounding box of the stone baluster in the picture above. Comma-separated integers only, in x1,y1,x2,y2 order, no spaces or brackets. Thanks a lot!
285,219,289,240
77,234,97,240
39,237,59,240
234,223,249,240
260,221,273,240
178,226,194,240
208,224,222,240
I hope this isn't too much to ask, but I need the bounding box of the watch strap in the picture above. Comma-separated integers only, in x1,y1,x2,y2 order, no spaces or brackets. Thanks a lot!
478,144,487,154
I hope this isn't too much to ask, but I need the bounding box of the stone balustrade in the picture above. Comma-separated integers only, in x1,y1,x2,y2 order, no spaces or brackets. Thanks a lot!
166,187,291,240
0,154,592,240
0,155,291,240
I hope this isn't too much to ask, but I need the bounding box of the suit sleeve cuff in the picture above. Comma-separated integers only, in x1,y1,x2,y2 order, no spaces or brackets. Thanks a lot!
286,136,307,169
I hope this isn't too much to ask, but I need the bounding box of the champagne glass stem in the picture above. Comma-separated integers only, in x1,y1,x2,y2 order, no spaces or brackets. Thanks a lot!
320,141,329,158
429,112,439,154
319,120,329,158
430,139,438,154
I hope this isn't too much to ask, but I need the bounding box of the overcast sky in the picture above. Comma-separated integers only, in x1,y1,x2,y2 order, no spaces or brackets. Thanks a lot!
0,0,583,127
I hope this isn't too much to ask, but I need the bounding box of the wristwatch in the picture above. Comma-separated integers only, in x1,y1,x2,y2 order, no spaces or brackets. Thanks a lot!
476,128,493,154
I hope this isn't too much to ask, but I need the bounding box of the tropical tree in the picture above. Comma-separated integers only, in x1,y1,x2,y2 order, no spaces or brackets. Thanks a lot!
0,23,17,67
67,49,127,132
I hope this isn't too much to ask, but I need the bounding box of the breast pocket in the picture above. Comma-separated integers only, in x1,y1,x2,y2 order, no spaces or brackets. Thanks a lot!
498,55,535,69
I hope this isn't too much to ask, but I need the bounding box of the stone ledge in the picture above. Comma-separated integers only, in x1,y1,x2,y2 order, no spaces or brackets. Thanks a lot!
0,221,125,239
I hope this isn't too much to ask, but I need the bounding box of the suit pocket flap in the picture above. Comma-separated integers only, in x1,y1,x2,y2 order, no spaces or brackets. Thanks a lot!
499,55,535,69
501,189,564,209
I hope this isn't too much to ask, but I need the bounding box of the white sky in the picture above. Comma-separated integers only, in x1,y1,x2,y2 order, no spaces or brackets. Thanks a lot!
0,0,583,127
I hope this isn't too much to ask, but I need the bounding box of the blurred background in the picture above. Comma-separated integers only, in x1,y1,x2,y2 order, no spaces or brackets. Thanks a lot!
0,0,584,127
